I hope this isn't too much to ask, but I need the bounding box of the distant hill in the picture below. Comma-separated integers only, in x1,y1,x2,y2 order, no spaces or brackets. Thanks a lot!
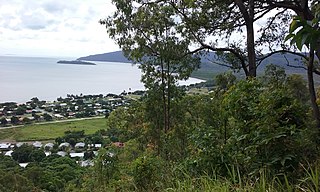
78,51,131,63
78,51,308,80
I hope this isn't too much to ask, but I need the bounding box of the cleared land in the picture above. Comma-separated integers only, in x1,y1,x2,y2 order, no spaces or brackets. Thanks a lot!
0,118,107,142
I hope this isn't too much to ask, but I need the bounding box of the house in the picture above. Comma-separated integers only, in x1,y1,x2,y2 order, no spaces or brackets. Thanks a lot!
44,143,54,151
54,114,64,119
5,150,13,156
95,144,102,148
16,142,25,148
80,160,94,167
59,142,70,150
57,151,68,157
19,163,29,168
70,152,84,158
33,141,42,148
75,142,85,149
88,143,102,149
0,143,11,151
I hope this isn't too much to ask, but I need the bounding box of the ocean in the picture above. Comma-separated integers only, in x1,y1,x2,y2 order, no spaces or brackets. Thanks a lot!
0,56,204,103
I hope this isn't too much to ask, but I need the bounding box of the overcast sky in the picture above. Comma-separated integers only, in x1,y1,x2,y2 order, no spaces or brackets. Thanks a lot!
0,0,119,58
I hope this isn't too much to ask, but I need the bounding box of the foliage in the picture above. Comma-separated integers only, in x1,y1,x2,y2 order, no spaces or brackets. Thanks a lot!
0,154,19,170
215,71,236,90
285,3,320,51
262,64,286,87
11,144,34,163
223,79,310,176
132,154,165,191
0,171,35,192
286,74,309,103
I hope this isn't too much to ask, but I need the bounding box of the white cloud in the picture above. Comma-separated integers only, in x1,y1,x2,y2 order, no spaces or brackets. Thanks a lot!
0,0,119,57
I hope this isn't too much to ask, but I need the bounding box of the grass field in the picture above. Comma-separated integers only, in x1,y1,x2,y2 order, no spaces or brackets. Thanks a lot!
0,118,107,142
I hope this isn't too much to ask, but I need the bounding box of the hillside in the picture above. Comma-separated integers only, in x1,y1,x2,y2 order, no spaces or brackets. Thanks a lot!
78,51,308,80
78,51,131,63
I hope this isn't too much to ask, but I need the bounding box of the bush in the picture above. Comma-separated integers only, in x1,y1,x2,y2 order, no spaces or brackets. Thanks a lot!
132,155,165,191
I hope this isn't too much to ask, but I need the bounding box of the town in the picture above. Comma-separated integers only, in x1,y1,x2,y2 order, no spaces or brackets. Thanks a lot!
0,90,145,126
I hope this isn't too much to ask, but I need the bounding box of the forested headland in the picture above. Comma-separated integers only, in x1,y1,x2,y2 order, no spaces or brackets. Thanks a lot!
0,0,320,191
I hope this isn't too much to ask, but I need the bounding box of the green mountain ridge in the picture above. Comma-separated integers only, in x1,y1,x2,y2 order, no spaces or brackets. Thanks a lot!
78,51,308,80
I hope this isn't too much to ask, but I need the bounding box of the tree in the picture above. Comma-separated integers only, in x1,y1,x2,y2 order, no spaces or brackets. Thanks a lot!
16,105,26,115
286,74,309,103
103,1,293,77
11,144,33,163
29,150,46,162
0,154,19,170
283,1,320,129
43,113,52,121
0,118,8,126
262,64,286,87
102,1,200,156
22,117,32,124
0,171,35,192
215,71,237,90
221,79,311,176
10,116,19,125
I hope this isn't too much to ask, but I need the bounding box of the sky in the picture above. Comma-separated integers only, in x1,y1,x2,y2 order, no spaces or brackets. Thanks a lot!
0,0,119,58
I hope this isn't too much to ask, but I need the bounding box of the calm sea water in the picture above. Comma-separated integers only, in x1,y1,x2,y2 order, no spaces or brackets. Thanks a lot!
0,56,204,103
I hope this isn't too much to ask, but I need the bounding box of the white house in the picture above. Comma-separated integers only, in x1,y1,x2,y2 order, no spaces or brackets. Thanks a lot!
57,151,68,157
5,150,13,156
33,141,42,148
0,143,11,151
70,152,84,158
75,142,85,149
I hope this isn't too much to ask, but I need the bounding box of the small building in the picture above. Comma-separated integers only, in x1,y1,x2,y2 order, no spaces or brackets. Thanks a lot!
19,163,29,168
33,141,42,148
88,143,102,149
57,151,68,157
5,150,13,156
59,142,70,150
70,152,84,158
80,160,94,167
44,143,54,151
54,114,64,119
75,142,85,149
16,142,25,148
0,143,11,151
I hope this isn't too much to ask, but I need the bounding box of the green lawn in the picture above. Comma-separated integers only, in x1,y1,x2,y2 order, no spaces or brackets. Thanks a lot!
0,118,107,142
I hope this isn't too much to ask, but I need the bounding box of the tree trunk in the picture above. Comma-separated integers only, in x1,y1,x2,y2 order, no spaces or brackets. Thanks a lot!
307,49,320,129
234,0,256,77
246,21,256,77
160,58,168,134
247,0,256,77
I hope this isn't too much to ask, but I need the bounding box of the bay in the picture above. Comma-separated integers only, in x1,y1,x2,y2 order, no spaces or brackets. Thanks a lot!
0,56,204,103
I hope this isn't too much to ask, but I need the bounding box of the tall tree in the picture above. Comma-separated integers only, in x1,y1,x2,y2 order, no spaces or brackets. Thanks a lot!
280,1,320,128
102,1,200,155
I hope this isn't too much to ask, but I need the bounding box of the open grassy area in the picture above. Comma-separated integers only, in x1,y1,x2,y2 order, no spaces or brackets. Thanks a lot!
0,118,107,142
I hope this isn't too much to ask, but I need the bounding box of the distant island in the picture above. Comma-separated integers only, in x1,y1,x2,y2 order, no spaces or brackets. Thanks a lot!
57,60,96,65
